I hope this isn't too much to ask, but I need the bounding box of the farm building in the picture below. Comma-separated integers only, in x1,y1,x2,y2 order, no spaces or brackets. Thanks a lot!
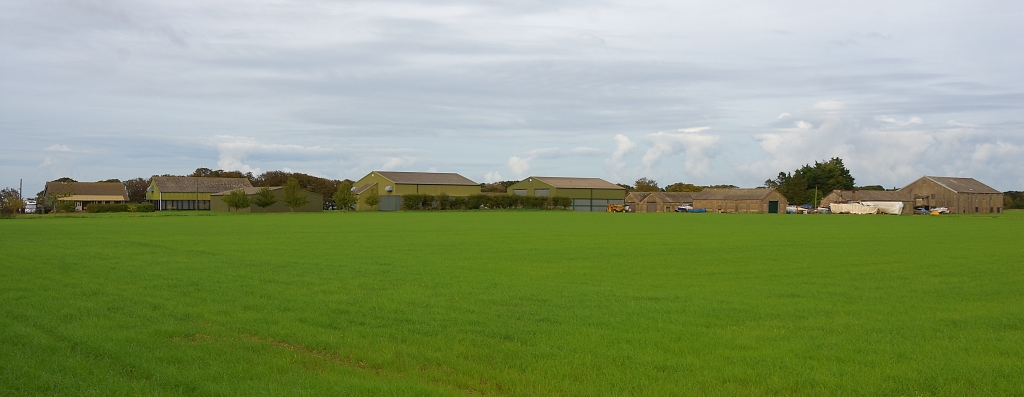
625,192,651,212
506,176,626,212
352,171,481,211
639,192,699,213
210,187,323,213
692,188,788,214
820,190,914,215
147,176,252,211
899,176,1003,214
43,181,128,212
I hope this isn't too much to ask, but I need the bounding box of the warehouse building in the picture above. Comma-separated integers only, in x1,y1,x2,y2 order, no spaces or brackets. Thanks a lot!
43,181,128,212
147,176,252,210
820,190,914,215
506,176,626,212
352,171,481,211
210,187,323,213
900,176,1003,214
693,188,788,214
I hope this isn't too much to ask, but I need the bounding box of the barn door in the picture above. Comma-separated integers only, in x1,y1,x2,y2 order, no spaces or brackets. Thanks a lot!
646,203,658,212
768,201,779,214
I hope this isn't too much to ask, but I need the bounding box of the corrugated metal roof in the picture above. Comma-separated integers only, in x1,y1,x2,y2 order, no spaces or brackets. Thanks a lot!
152,177,252,193
375,171,478,186
826,190,911,202
531,176,624,189
45,182,128,200
920,176,1001,194
694,188,776,200
647,192,698,203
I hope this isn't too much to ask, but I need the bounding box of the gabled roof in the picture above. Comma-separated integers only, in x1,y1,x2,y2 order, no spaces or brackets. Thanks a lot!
45,182,128,201
908,176,1001,194
694,188,776,200
626,192,652,202
210,186,281,195
374,171,478,186
530,176,624,190
825,190,910,202
353,183,376,195
151,177,253,193
646,192,698,203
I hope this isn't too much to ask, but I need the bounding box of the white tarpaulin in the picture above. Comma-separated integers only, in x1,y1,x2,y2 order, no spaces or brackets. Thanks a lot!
829,203,879,214
862,201,904,215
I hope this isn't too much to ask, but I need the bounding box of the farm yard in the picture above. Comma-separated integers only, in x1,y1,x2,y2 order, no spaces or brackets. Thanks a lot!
1,211,1023,396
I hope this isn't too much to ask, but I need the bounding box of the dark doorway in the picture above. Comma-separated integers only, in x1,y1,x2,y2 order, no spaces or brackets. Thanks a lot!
768,201,779,214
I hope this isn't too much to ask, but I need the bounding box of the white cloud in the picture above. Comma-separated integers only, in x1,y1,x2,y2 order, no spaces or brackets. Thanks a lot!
604,134,637,180
484,171,503,183
639,131,721,177
381,157,414,170
879,116,924,126
679,126,711,133
812,100,845,110
507,156,530,179
45,144,73,152
209,135,333,174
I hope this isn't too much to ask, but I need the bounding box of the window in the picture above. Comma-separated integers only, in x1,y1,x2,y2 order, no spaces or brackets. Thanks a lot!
975,207,979,214
931,194,936,199
513,189,526,196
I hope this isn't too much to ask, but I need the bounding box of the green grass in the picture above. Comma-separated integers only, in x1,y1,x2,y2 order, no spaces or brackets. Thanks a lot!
2,211,1023,396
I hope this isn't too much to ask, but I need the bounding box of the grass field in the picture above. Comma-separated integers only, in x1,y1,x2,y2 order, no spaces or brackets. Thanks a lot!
2,210,1023,396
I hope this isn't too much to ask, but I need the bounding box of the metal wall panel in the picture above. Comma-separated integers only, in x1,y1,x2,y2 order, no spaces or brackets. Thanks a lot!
379,196,402,211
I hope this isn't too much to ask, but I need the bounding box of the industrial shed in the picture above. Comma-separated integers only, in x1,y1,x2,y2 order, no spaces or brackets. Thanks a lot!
693,188,788,214
900,176,1003,214
820,190,913,214
43,181,128,212
506,176,626,212
147,176,252,211
210,187,323,213
352,171,480,211
640,192,699,212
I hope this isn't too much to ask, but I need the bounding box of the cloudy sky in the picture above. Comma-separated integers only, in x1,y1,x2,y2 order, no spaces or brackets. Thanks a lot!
2,0,1022,194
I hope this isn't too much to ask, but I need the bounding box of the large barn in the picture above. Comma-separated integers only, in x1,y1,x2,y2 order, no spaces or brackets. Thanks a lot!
506,176,626,212
900,176,1003,214
147,176,253,211
43,181,128,212
352,171,481,211
820,190,914,215
692,188,788,214
209,187,323,213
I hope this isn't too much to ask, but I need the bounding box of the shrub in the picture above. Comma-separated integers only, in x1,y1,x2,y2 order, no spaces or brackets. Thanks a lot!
135,203,155,212
86,203,131,213
466,194,489,210
452,196,468,210
552,196,572,210
55,201,77,213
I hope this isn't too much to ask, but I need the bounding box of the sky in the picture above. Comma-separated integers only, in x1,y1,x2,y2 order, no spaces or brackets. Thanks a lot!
2,0,1023,195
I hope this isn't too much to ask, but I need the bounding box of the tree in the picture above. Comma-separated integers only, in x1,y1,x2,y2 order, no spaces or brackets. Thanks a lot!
1,188,25,214
282,178,308,212
480,183,507,193
634,177,660,192
364,188,380,210
332,181,357,211
123,178,149,203
221,189,252,213
665,183,703,192
39,180,75,214
252,187,278,212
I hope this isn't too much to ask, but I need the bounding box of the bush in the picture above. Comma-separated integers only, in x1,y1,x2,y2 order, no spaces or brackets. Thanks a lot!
55,201,77,213
552,196,572,210
400,194,437,210
466,194,489,210
397,194,574,211
86,203,129,213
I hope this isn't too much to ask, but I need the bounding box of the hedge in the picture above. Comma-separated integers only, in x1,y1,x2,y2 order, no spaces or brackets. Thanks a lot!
86,203,155,213
399,194,573,211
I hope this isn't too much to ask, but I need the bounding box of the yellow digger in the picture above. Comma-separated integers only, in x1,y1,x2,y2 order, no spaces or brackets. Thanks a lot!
606,204,626,212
